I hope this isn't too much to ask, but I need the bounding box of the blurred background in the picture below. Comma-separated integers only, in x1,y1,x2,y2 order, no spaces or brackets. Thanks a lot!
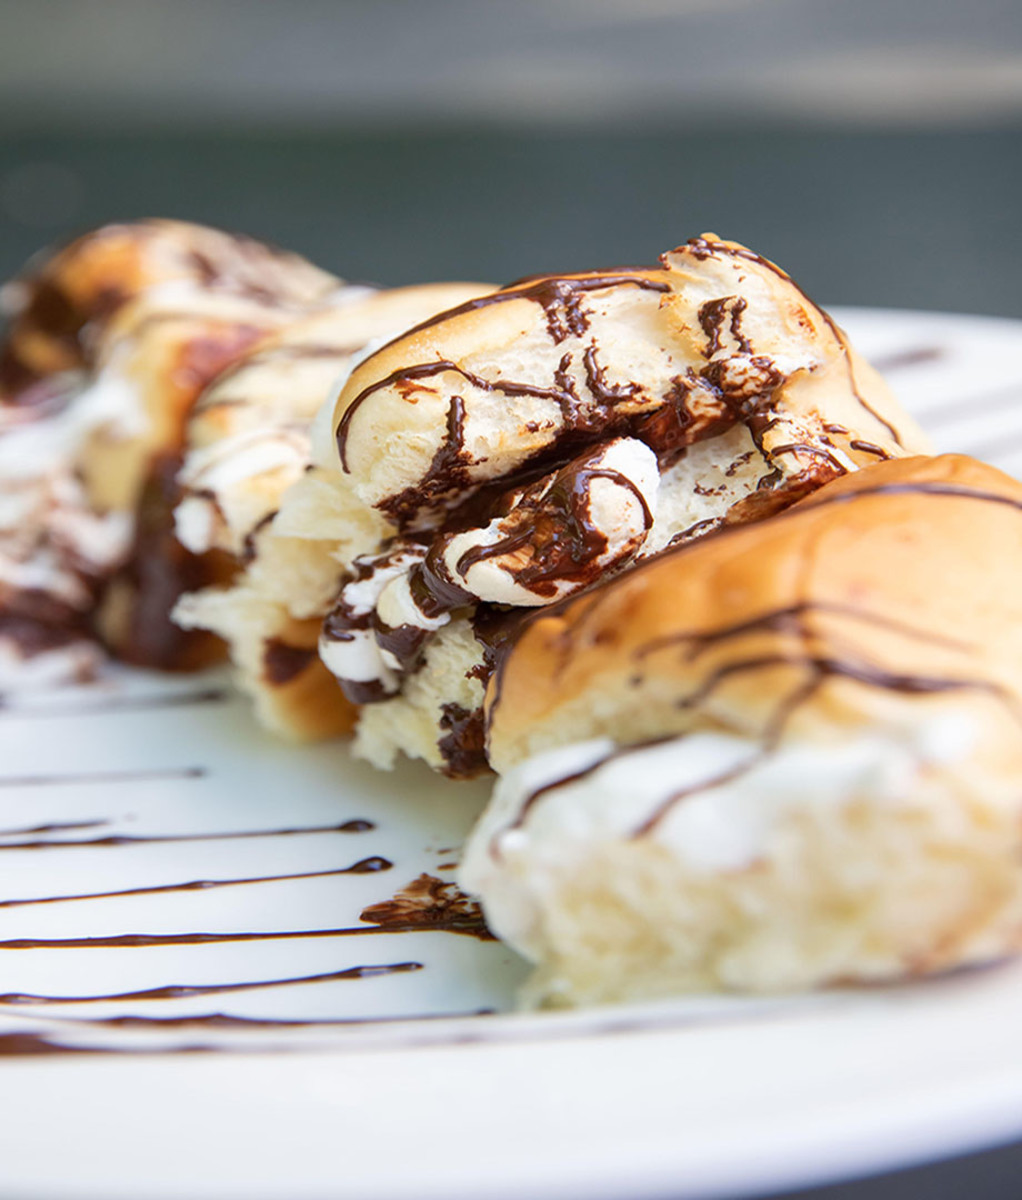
0,0,1019,317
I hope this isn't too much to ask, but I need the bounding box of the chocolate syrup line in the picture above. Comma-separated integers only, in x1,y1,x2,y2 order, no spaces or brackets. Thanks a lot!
337,358,572,472
0,818,375,852
337,275,671,472
639,650,1015,837
543,478,1022,647
848,439,892,460
358,270,670,370
633,678,823,836
684,237,903,447
0,856,393,909
0,766,205,788
500,735,677,842
671,651,1011,718
489,478,1010,718
0,921,479,950
796,479,1022,518
668,517,721,545
698,296,750,358
636,601,975,663
768,442,851,474
454,466,653,591
636,751,764,838
0,819,108,840
912,384,1022,428
869,346,945,373
507,633,1010,841
0,1006,500,1056
0,962,423,1006
0,687,230,718
0,1033,110,1056
582,343,640,404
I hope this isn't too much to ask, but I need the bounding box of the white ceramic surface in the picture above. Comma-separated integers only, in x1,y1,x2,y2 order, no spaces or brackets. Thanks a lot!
1,308,1022,1200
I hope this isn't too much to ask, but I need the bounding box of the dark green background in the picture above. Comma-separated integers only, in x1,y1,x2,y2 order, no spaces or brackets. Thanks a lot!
0,124,1019,317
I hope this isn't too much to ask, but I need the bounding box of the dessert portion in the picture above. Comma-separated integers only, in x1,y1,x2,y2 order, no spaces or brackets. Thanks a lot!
172,281,493,739
314,235,930,778
463,455,1022,1005
0,220,342,684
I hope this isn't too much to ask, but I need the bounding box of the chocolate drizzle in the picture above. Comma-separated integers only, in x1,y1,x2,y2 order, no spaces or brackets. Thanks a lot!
338,359,572,477
0,926,440,951
0,741,509,1054
849,439,893,460
0,962,423,1006
336,273,671,498
870,346,945,374
453,463,653,600
0,273,121,400
262,637,316,685
485,473,1022,790
684,237,903,447
241,510,277,563
506,735,676,840
0,592,93,660
582,344,641,404
368,271,670,361
360,874,494,940
103,453,230,673
637,600,973,663
0,766,205,788
0,818,375,851
698,296,750,358
437,703,487,779
768,442,851,473
0,856,392,910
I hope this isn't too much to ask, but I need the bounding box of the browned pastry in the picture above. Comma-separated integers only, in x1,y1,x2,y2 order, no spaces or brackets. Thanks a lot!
461,455,1022,1004
309,234,930,777
0,220,341,685
0,219,334,404
170,281,495,740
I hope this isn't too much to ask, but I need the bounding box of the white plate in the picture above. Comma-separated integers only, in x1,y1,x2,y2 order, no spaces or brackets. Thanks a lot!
2,308,1022,1200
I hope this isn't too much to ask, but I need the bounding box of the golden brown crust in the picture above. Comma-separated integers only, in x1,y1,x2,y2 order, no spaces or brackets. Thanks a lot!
485,454,1022,771
330,235,929,527
257,615,358,741
1,219,337,402
335,265,671,421
0,220,341,678
170,282,493,741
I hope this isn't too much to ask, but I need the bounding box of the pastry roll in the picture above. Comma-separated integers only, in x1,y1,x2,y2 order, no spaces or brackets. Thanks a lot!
172,282,493,739
464,455,1022,1004
0,220,340,682
315,235,930,777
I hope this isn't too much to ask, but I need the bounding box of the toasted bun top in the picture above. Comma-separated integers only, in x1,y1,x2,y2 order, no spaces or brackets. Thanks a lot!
1,219,338,402
174,282,492,557
330,235,929,527
485,454,1022,772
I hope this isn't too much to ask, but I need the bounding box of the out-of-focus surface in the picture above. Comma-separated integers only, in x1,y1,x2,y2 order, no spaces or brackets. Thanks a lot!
1,0,1020,128
0,127,1019,317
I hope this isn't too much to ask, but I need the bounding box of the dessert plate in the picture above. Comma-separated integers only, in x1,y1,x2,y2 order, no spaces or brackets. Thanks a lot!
2,308,1022,1200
